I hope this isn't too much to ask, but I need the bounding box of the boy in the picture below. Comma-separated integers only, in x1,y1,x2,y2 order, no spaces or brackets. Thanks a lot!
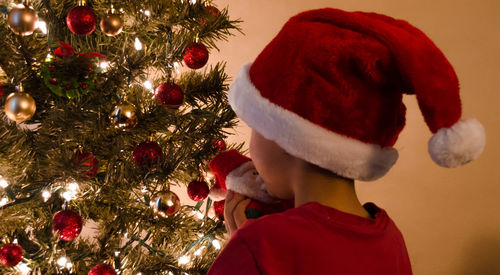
208,7,485,275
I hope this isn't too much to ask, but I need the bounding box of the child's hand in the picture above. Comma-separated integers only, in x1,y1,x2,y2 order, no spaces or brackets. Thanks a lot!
224,190,251,237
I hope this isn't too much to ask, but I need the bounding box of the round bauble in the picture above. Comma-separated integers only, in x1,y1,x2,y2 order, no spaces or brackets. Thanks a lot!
7,4,39,36
88,263,117,275
66,6,97,36
52,209,83,241
155,82,184,110
153,190,181,217
75,151,99,179
197,5,220,25
110,102,137,130
0,243,24,267
4,92,36,123
133,141,162,166
187,179,210,201
212,138,227,153
100,13,123,36
183,43,209,70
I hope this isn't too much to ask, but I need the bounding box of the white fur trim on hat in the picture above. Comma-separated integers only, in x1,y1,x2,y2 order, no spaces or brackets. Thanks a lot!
428,118,486,168
226,161,278,203
228,63,399,181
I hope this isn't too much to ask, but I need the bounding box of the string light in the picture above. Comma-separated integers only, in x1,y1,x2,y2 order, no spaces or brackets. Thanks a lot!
42,190,51,202
178,255,191,265
36,21,47,34
61,182,79,202
191,0,197,4
212,239,221,250
134,38,143,50
0,197,8,207
173,62,181,77
100,61,110,72
193,245,205,256
57,257,68,267
143,81,153,91
0,176,8,188
16,263,31,275
144,10,151,17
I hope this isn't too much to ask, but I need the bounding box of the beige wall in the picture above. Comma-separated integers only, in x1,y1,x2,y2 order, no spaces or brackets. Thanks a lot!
206,0,500,274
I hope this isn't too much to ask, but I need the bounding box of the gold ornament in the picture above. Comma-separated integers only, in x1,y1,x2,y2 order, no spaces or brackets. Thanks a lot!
5,88,36,123
7,3,39,36
110,102,137,129
153,190,181,217
100,9,124,37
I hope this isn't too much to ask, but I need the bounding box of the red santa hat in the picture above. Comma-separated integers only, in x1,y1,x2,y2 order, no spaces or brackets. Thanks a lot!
228,8,486,181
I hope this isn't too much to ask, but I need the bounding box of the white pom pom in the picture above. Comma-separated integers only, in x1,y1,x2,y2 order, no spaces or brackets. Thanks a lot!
428,118,486,168
208,187,227,201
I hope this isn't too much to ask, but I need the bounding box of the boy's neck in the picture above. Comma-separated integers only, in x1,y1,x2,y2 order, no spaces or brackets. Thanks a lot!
292,162,372,219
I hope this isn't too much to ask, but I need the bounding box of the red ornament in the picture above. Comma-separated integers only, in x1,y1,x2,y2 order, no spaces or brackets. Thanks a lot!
155,82,184,110
49,78,58,85
0,83,3,98
212,138,227,153
80,82,88,89
187,179,210,201
197,5,220,25
0,243,23,267
213,200,225,220
183,43,209,70
133,141,163,166
75,151,99,179
88,263,117,275
53,209,83,241
66,6,97,36
65,83,73,90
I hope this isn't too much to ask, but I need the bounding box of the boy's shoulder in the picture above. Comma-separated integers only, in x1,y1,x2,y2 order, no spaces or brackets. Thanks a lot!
236,201,398,243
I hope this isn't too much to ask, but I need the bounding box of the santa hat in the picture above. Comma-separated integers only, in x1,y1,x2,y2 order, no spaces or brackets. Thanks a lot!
209,149,277,203
228,8,486,181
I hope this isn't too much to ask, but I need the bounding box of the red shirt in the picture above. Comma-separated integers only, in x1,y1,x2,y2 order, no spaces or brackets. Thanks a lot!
208,202,412,275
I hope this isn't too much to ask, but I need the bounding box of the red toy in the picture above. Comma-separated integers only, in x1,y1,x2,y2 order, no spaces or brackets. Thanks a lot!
209,149,293,219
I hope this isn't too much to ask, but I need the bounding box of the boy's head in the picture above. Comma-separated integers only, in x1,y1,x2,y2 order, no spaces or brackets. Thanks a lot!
229,8,485,183
250,129,352,200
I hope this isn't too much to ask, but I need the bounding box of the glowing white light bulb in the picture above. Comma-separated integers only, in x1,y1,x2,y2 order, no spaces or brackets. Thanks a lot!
178,255,191,265
191,0,197,4
36,21,47,34
144,10,151,17
42,190,51,202
0,177,8,188
134,38,143,50
57,257,68,267
143,81,153,91
0,197,8,207
100,61,110,72
17,263,31,274
212,239,221,250
194,246,205,256
68,182,79,192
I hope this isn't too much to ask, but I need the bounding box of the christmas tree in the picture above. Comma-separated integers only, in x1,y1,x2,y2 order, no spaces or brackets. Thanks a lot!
0,0,241,274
